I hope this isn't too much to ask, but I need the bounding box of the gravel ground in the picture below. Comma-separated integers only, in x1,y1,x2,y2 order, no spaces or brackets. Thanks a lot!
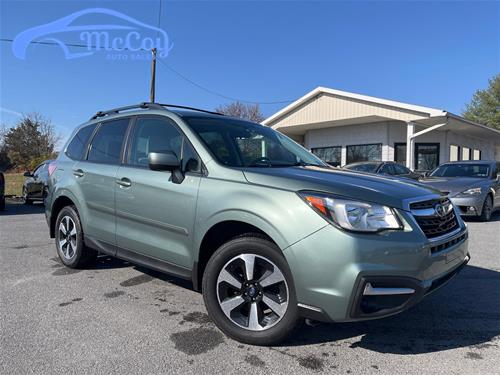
1,200,499,374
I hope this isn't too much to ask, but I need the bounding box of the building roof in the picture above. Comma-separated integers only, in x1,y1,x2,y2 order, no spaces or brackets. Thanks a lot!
262,86,500,143
262,86,446,126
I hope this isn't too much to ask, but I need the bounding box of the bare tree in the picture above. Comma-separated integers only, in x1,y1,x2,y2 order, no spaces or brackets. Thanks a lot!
215,101,265,123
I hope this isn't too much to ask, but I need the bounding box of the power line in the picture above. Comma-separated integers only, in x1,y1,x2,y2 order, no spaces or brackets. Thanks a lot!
0,37,295,105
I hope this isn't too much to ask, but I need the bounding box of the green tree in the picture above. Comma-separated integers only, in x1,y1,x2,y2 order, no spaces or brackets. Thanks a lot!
215,101,265,123
463,74,500,130
3,113,60,171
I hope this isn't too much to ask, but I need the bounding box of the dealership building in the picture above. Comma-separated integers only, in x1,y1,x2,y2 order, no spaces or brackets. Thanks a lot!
263,87,500,171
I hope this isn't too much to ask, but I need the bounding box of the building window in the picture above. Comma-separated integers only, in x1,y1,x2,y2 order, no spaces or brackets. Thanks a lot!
415,143,440,171
394,143,407,164
449,145,460,162
473,149,481,160
346,143,382,164
311,146,341,167
462,147,471,160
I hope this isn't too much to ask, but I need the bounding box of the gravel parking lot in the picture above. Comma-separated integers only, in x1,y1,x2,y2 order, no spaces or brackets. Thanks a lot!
1,200,499,374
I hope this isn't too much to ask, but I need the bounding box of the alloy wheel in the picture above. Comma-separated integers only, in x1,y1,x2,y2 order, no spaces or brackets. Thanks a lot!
58,216,78,260
216,254,289,331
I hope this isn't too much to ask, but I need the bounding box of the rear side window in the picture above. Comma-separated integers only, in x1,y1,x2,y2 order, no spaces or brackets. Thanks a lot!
88,119,129,164
66,124,97,160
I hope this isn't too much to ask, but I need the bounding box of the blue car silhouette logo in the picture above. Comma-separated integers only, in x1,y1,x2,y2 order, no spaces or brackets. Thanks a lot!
13,8,173,60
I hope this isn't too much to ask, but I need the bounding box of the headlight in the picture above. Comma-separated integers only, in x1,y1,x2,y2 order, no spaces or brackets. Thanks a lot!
459,187,482,196
299,192,402,232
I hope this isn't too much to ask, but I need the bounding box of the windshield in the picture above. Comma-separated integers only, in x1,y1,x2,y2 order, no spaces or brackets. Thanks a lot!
430,163,490,178
344,163,379,173
185,117,327,168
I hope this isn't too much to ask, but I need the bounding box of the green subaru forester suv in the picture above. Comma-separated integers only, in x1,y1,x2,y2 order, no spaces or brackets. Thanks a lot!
45,103,470,345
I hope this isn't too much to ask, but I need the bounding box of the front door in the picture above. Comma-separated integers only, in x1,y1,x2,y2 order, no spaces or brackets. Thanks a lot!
115,116,202,269
414,143,440,172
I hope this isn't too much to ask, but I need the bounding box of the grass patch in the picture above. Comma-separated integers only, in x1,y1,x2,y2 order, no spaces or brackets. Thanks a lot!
4,173,25,197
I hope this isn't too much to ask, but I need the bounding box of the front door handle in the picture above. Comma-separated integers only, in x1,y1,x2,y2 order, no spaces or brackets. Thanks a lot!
73,169,84,178
116,178,132,188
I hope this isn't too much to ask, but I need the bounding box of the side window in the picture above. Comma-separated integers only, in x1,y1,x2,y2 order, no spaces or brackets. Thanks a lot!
33,164,43,177
379,164,395,175
394,164,410,175
88,119,129,164
129,117,182,167
66,123,97,160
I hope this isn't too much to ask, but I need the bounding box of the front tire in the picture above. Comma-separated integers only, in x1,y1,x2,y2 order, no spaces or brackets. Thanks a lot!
479,195,493,222
55,206,97,268
202,235,299,345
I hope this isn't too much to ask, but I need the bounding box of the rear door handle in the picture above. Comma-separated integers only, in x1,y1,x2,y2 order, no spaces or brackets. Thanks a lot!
116,178,132,188
73,169,84,178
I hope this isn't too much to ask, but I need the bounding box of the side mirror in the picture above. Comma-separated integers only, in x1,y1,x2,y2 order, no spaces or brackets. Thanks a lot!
148,151,180,171
23,171,32,177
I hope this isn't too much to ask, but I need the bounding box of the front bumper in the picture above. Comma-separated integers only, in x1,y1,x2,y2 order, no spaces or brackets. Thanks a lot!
284,210,469,323
449,195,484,216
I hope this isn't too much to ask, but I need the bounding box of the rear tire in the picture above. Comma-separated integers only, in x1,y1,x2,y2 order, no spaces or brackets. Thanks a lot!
23,188,32,205
479,195,493,222
0,196,5,211
202,235,299,345
55,205,97,268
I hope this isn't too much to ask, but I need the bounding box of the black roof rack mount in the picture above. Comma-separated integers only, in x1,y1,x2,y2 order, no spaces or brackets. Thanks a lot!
90,102,224,120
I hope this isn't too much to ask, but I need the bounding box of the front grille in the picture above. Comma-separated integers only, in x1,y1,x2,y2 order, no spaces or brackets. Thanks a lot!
430,233,467,254
411,198,459,239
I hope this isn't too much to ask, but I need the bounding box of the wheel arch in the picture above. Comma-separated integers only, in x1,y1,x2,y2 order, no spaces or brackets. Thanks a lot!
192,215,287,292
49,191,81,238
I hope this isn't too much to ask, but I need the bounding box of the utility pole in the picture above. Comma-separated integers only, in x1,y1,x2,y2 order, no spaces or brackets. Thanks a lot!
150,48,157,103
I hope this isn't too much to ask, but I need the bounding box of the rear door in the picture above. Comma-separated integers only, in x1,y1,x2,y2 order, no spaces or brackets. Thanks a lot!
115,115,202,269
76,117,131,246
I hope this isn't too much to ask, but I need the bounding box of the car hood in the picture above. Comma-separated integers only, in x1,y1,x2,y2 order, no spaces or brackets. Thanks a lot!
242,166,440,210
418,177,488,196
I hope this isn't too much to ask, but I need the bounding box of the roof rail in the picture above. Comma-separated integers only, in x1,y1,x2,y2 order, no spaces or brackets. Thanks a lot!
90,102,224,120
90,102,163,120
157,103,224,116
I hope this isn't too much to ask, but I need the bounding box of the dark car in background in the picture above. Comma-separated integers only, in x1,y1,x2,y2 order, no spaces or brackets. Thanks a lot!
23,160,53,205
343,161,421,180
0,171,5,211
419,161,500,221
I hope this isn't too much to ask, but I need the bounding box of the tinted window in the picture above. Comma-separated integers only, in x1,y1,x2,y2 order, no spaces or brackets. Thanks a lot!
129,117,182,167
415,143,439,171
346,144,382,164
186,117,325,168
66,124,97,160
88,119,129,164
393,164,410,175
379,164,396,175
311,147,341,167
430,163,490,178
345,163,379,173
394,143,406,164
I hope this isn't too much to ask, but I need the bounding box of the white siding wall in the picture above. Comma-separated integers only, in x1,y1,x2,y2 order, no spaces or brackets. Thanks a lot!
387,123,496,162
305,122,390,165
304,121,497,166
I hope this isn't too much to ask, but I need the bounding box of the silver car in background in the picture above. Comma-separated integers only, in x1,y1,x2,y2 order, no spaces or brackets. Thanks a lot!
419,161,500,221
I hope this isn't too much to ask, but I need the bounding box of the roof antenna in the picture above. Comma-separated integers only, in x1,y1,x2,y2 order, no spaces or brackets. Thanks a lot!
150,48,157,103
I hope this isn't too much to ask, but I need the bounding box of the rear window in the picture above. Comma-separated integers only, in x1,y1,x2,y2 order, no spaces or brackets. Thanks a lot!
65,124,97,160
345,163,379,173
